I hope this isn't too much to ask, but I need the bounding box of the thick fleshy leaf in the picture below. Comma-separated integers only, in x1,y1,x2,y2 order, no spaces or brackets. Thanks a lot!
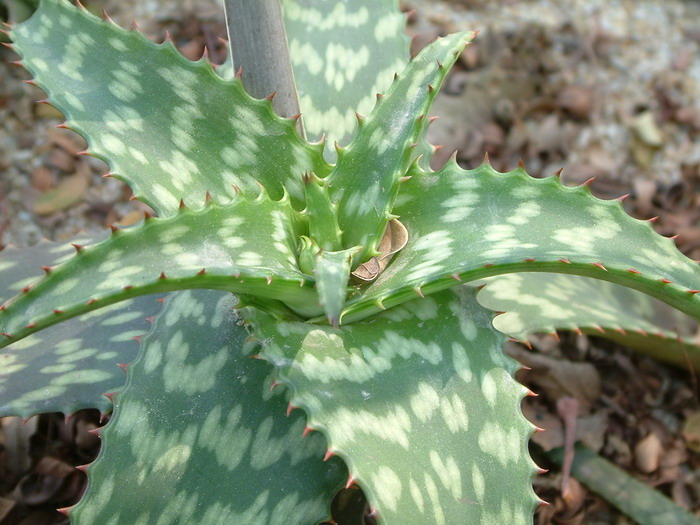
10,0,330,214
0,295,162,418
0,235,159,418
327,32,474,266
548,446,700,525
342,161,700,325
72,290,346,525
281,0,409,158
314,248,356,327
304,173,342,252
478,273,700,370
247,286,539,524
0,234,104,305
0,196,319,349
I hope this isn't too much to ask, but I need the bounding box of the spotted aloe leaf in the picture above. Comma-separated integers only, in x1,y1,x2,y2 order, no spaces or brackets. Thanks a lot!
327,32,474,266
478,273,700,370
9,0,330,214
72,290,346,525
342,160,700,324
1,295,162,418
0,233,115,305
0,196,321,348
247,286,539,524
0,236,164,418
281,0,409,159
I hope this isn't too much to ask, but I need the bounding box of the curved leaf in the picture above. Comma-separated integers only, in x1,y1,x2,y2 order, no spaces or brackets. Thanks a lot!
478,273,700,370
326,32,474,266
72,290,346,525
282,0,409,158
342,161,700,325
0,234,106,305
0,196,319,349
0,295,162,418
548,445,700,525
247,286,540,524
10,0,330,214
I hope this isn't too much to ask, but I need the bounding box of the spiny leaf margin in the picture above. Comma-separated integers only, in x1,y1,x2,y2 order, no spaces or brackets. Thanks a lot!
327,31,475,266
71,290,346,525
246,286,540,524
0,195,319,349
9,0,330,214
342,160,700,327
478,273,700,371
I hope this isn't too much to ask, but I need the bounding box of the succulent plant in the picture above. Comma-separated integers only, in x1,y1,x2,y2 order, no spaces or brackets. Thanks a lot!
2,0,700,523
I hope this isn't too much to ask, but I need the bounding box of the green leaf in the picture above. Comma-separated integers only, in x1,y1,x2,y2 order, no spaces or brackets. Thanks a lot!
0,234,105,306
547,445,700,525
478,273,700,371
0,295,162,418
304,173,342,252
247,286,540,524
342,161,700,325
72,290,346,525
0,236,162,418
315,248,357,327
10,0,330,214
0,197,320,349
281,0,410,159
327,32,474,266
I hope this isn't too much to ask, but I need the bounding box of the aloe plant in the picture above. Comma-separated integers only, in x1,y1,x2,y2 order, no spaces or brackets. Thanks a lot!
2,0,700,523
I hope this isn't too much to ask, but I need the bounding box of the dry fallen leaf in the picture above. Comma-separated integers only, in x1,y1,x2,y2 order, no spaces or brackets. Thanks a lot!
634,432,663,474
1,417,37,476
352,219,408,282
33,162,90,216
0,496,17,525
681,412,700,453
507,344,602,413
557,85,594,120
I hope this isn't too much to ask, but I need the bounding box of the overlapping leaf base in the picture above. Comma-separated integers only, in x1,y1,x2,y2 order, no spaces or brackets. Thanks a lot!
343,161,700,324
327,32,474,264
0,197,320,347
73,290,346,525
248,287,539,524
10,0,330,214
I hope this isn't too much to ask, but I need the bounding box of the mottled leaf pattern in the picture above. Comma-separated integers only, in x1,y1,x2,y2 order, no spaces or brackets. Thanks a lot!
10,0,330,214
8,2,699,524
478,273,700,370
0,197,320,348
282,0,409,159
0,236,161,418
342,161,700,324
0,234,105,305
248,287,539,524
72,290,346,525
0,295,162,418
327,32,474,266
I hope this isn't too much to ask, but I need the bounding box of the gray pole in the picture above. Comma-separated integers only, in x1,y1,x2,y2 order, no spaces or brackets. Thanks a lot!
223,0,305,136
